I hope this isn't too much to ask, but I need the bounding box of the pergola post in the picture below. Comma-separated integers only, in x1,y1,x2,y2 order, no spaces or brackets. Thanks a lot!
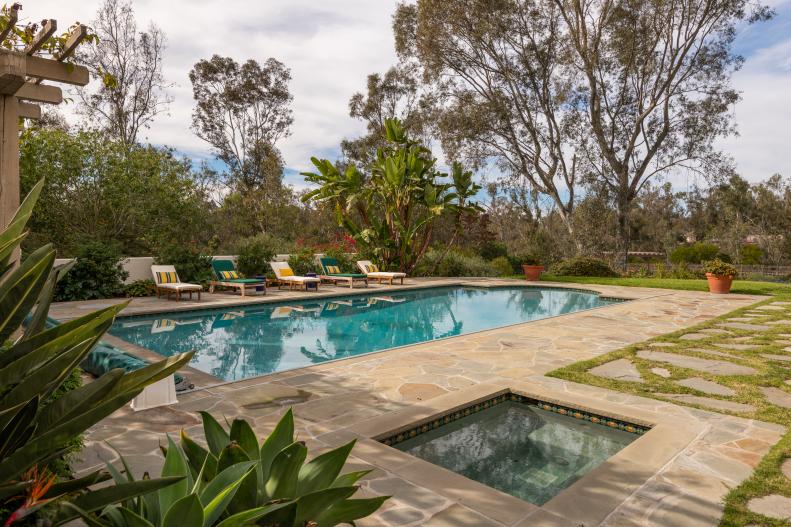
0,9,90,260
0,93,19,230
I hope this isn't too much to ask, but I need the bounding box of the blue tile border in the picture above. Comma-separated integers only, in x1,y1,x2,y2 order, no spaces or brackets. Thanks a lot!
379,392,650,447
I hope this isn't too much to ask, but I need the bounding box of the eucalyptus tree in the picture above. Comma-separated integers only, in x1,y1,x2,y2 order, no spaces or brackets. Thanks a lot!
77,0,173,146
302,119,481,273
189,55,293,190
393,1,585,246
556,0,771,266
342,62,437,167
395,0,770,264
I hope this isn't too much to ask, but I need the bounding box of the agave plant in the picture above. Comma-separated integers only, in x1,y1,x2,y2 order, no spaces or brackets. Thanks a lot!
0,180,195,524
64,410,388,526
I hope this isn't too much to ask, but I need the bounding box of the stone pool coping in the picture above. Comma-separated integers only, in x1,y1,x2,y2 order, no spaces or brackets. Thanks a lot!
337,382,704,527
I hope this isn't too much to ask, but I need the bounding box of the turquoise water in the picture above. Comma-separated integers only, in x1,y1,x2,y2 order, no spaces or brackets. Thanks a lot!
395,401,636,505
109,286,616,381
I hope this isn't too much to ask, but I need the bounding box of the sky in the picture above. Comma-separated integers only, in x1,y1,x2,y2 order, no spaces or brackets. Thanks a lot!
24,0,791,190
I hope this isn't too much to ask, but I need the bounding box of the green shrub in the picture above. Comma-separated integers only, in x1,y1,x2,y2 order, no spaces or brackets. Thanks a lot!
124,279,156,297
670,242,720,264
236,234,281,276
702,258,738,278
740,244,763,265
155,244,213,284
54,241,128,301
415,249,499,277
490,256,514,276
552,256,619,277
479,241,508,261
287,246,319,275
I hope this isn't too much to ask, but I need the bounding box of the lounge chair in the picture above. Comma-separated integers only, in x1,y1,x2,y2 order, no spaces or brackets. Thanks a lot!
151,265,203,301
270,261,321,291
209,259,266,297
357,260,406,285
319,257,368,289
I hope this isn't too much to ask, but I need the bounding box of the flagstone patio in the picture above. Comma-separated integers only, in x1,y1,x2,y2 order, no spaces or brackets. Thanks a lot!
62,279,783,526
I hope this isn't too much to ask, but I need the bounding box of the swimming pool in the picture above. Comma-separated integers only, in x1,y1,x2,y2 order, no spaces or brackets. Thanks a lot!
109,286,619,381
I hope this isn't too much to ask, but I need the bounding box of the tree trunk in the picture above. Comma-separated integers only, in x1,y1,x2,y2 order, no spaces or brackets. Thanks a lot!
615,196,630,272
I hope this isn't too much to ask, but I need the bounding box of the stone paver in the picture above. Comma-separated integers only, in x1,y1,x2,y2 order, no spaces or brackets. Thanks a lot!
717,322,770,331
700,328,731,335
679,333,710,341
677,377,736,396
782,459,791,480
648,342,676,348
760,387,791,409
747,495,791,520
589,359,645,383
658,394,755,413
755,305,786,311
766,320,791,326
761,354,791,363
636,350,758,376
651,367,672,378
714,343,760,351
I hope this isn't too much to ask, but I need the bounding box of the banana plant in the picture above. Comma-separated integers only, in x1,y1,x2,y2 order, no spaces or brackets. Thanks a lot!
0,180,194,524
301,118,482,273
69,410,388,526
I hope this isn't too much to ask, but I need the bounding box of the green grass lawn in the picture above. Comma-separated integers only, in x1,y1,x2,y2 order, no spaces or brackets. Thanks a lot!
547,290,791,526
539,274,791,296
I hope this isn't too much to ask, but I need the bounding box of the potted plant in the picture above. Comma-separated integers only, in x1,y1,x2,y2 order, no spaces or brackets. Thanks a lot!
702,258,738,294
519,254,544,281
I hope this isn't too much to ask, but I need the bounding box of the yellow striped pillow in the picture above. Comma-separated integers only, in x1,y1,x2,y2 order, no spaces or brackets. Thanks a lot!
326,265,341,274
156,271,178,284
220,270,239,280
280,268,294,277
367,264,379,273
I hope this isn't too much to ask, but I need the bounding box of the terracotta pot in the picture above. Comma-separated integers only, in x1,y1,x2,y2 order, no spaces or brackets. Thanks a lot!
705,273,733,294
522,264,544,281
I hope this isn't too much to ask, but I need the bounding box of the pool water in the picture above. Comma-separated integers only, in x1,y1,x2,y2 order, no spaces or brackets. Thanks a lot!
109,286,617,381
394,401,637,505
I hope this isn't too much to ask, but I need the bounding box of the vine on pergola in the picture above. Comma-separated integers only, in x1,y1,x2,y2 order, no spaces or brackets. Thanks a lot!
0,3,95,243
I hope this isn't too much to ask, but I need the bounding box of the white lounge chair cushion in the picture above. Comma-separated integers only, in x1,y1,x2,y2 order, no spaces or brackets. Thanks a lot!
157,282,203,291
367,271,406,278
280,275,321,283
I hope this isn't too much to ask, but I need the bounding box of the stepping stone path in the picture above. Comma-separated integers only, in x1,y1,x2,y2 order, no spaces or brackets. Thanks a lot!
717,322,770,331
714,343,761,351
677,377,736,396
589,359,644,383
772,301,791,306
651,367,672,378
761,354,791,363
760,387,791,409
747,495,791,521
755,305,786,311
648,342,676,348
691,349,738,359
725,317,756,322
636,350,758,376
658,394,755,413
767,320,791,326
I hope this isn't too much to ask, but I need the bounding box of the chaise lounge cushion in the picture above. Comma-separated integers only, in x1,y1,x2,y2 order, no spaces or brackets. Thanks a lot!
157,282,202,291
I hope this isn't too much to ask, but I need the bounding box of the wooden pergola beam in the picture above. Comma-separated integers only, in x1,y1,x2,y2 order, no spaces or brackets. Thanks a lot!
0,4,19,43
0,53,24,95
25,19,57,55
15,82,62,104
18,101,40,120
25,53,89,85
56,24,88,61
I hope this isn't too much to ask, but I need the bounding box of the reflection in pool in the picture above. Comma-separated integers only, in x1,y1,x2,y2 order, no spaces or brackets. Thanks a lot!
109,286,619,381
